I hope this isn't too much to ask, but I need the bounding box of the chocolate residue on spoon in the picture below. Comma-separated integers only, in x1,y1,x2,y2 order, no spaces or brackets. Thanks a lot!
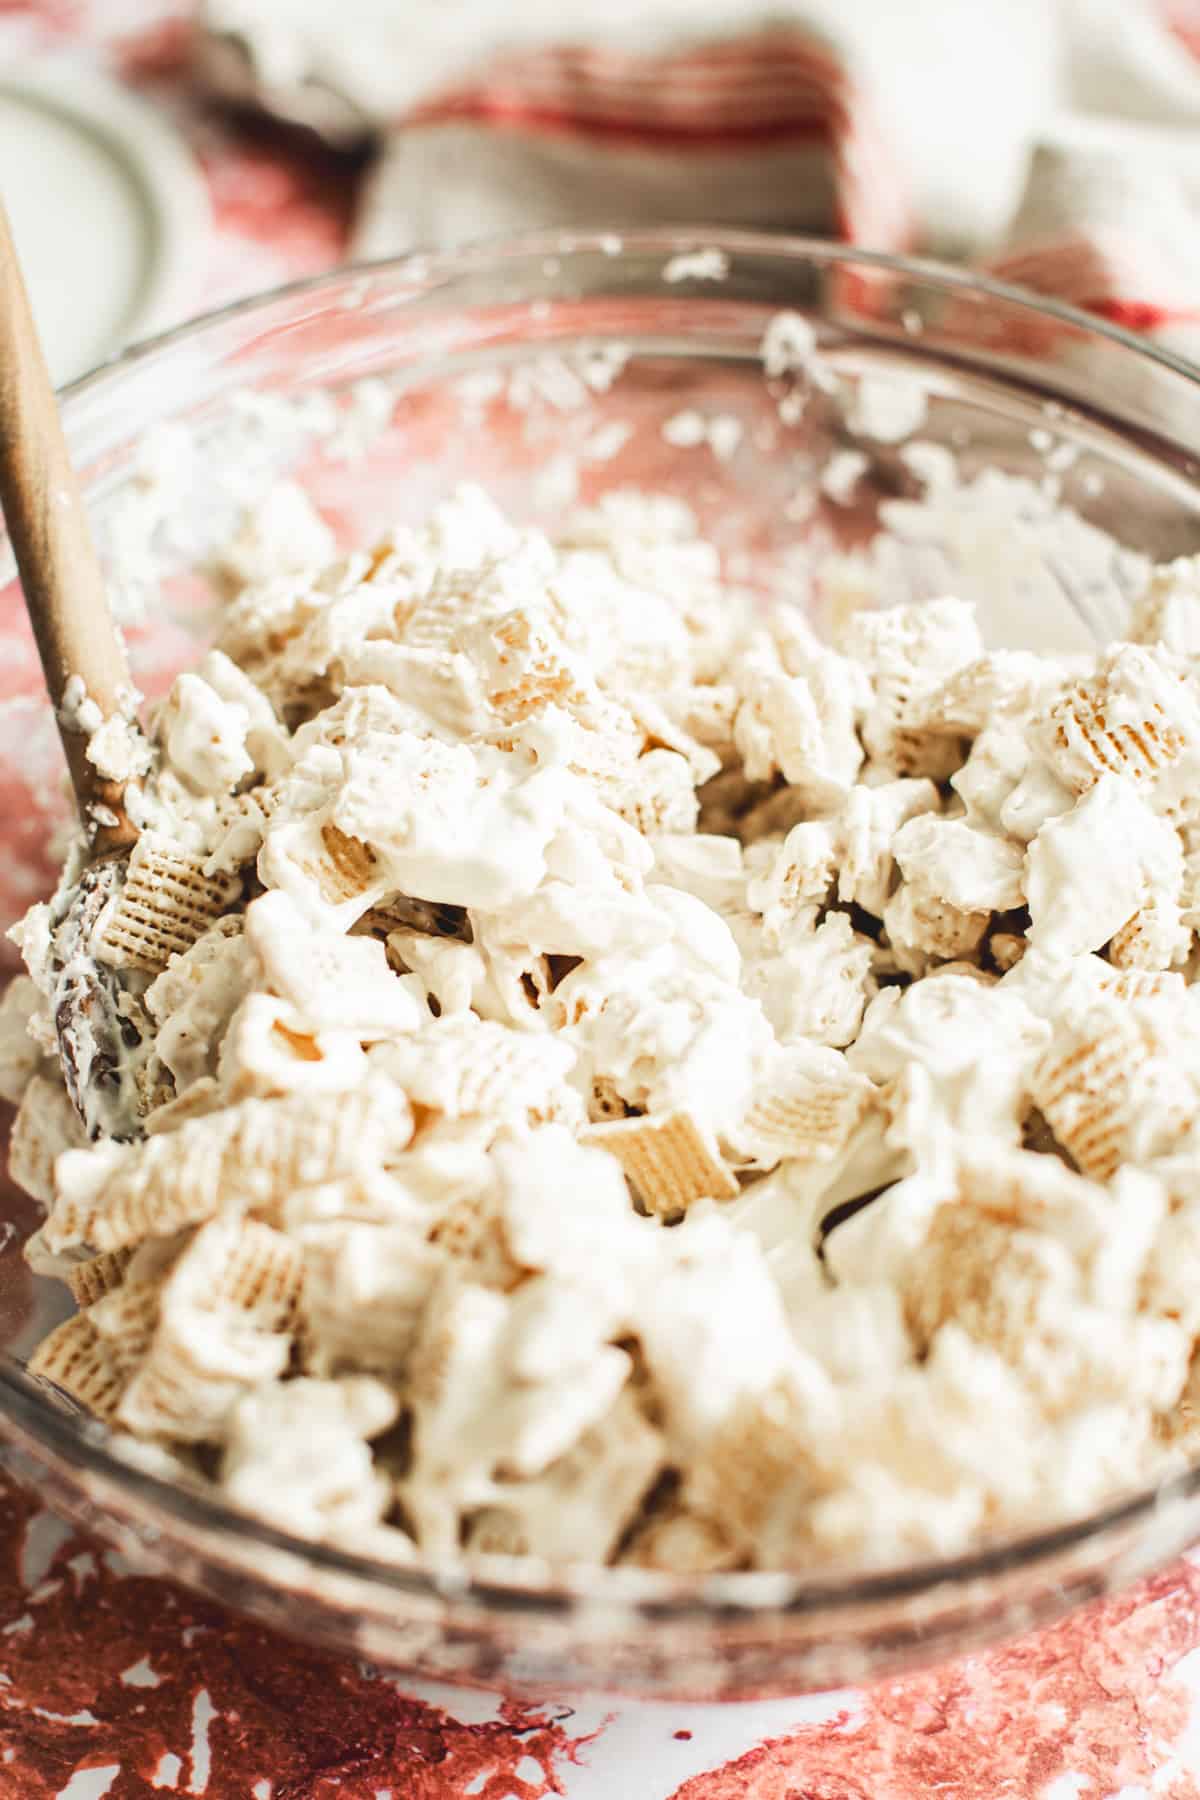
50,859,152,1143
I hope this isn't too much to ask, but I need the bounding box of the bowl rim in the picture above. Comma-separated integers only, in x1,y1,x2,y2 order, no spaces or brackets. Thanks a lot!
55,223,1200,405
7,223,1200,1628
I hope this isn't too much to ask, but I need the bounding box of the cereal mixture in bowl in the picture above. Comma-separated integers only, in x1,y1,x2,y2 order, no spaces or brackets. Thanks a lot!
9,437,1200,1579
9,236,1200,1682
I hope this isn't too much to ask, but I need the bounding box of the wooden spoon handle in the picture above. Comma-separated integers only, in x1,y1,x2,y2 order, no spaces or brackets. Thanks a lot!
0,196,138,855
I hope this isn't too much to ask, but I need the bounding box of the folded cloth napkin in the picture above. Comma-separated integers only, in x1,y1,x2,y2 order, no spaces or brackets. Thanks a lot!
199,0,1200,358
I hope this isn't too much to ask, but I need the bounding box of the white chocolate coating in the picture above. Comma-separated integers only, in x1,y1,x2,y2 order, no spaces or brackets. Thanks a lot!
13,480,1200,1574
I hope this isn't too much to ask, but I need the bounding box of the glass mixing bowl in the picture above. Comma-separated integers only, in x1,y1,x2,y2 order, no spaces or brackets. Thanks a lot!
3,231,1200,1701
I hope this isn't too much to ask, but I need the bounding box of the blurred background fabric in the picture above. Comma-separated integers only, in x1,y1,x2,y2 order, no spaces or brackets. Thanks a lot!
7,0,1200,365
0,0,360,379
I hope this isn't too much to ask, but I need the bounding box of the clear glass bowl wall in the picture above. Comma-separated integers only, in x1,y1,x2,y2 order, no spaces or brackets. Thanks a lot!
2,233,1200,1700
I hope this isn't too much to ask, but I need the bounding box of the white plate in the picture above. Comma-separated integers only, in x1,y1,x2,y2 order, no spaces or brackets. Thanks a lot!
0,64,209,385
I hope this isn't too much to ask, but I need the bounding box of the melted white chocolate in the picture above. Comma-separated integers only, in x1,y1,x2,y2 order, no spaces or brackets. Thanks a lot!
11,480,1200,1572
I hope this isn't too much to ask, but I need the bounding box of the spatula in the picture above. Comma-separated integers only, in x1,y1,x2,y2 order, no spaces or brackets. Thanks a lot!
0,193,139,858
0,194,153,1140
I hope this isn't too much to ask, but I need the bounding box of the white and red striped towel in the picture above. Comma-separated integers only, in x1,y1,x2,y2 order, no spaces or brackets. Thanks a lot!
201,0,1200,358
